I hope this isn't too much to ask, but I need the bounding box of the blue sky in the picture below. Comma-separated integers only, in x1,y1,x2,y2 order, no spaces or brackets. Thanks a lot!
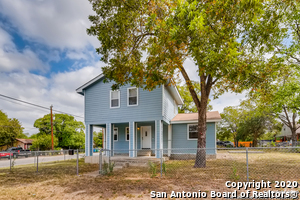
0,0,245,135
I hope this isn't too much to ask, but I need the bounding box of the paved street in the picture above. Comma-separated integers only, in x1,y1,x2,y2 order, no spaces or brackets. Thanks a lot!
0,153,94,168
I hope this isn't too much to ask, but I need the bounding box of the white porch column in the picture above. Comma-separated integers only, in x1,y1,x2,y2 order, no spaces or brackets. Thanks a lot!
106,123,111,156
129,121,136,157
168,124,172,157
155,120,163,158
86,125,93,156
102,128,106,152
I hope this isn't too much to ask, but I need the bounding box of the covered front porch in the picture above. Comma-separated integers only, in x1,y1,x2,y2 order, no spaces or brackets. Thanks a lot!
85,120,171,158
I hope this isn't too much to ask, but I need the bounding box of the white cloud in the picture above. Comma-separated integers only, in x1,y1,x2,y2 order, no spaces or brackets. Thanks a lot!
0,0,99,50
0,62,104,135
0,27,48,73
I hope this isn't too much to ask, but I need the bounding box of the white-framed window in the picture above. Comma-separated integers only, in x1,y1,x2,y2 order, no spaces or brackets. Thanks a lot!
110,90,120,108
187,124,198,140
125,127,129,141
113,127,118,141
127,87,138,106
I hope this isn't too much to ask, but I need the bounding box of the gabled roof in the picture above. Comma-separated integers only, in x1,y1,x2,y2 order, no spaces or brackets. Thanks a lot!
171,111,222,124
76,74,104,95
75,74,184,104
16,139,33,144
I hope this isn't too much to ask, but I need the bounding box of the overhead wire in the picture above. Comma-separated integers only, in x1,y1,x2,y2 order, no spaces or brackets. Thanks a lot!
0,93,84,119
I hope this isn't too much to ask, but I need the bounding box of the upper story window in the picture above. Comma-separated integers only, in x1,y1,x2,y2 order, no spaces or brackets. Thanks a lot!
188,124,198,140
127,87,138,106
110,90,120,108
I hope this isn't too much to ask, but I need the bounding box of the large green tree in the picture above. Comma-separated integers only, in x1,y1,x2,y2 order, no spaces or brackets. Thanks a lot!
87,0,276,167
246,0,300,146
34,114,85,149
218,106,242,147
93,131,103,148
0,110,24,148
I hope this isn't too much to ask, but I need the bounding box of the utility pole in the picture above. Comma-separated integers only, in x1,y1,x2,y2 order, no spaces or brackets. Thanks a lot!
50,105,54,150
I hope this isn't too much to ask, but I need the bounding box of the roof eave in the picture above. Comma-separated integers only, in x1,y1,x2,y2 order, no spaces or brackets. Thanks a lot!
170,119,222,124
76,74,104,96
166,84,184,105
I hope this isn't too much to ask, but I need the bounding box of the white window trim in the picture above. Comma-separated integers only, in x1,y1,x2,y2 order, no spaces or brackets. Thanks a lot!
125,127,129,141
110,90,120,109
187,124,198,140
127,87,138,106
113,127,118,141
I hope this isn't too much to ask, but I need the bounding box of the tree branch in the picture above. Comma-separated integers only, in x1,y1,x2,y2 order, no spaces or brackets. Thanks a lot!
180,67,201,109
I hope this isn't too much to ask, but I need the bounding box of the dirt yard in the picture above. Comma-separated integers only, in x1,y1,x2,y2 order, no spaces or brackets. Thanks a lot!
0,150,300,199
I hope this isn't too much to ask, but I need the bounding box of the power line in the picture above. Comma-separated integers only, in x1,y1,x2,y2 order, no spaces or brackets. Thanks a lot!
0,94,84,119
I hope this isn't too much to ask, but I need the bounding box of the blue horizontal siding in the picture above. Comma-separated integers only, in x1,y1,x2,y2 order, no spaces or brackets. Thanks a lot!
84,79,163,124
172,122,216,155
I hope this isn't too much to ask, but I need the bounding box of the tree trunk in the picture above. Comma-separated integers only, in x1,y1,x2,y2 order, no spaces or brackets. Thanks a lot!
194,76,210,168
194,103,207,168
180,68,213,168
234,137,238,147
291,128,297,146
253,138,258,147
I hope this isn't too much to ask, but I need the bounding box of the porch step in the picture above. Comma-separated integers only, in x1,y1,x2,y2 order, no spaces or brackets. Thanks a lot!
110,156,169,168
137,149,152,156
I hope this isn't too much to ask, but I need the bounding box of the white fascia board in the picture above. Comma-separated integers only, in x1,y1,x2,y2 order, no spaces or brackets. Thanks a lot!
166,85,184,105
170,119,222,124
76,74,104,95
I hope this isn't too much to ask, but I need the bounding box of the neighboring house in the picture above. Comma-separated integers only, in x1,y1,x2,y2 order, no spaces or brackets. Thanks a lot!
279,124,300,141
15,139,33,150
0,138,33,151
76,74,221,158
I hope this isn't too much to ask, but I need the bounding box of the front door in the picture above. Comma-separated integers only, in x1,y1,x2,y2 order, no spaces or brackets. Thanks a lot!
141,126,151,149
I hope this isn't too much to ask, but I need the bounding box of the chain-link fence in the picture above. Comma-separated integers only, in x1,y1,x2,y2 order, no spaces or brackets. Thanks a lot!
0,149,85,175
97,147,300,183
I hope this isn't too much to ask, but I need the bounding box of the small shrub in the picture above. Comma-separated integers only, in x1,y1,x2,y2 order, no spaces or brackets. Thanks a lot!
148,161,157,177
108,162,115,173
230,166,240,181
101,161,108,175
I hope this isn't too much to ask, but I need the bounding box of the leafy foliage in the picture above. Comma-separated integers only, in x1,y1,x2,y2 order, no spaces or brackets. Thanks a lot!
246,0,300,145
31,134,58,151
0,110,24,147
93,131,103,148
34,114,85,149
218,101,282,147
217,106,242,147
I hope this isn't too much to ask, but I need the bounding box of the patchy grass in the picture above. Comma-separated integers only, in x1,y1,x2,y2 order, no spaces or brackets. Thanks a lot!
0,151,300,199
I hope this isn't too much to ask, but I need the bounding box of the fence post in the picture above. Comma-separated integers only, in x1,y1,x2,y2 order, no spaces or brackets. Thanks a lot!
246,147,249,182
160,149,163,177
76,149,79,176
34,152,36,166
109,149,111,167
99,149,102,175
9,151,11,171
36,151,39,173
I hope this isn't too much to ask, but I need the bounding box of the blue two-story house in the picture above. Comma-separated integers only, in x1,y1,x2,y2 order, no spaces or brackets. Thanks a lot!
76,74,221,159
